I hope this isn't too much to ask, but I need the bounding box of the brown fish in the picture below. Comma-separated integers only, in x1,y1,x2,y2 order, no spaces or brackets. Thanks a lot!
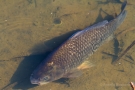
30,1,127,85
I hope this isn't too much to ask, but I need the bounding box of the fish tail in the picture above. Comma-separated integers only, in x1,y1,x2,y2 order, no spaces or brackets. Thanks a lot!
121,1,127,12
116,1,127,27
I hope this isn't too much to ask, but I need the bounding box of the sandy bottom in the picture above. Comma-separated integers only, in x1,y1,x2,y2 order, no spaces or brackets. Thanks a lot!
0,0,135,90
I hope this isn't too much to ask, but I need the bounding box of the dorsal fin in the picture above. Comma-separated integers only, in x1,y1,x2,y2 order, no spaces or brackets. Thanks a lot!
70,20,108,39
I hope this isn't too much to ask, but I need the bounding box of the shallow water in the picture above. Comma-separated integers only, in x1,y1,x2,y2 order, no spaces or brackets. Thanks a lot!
0,0,135,90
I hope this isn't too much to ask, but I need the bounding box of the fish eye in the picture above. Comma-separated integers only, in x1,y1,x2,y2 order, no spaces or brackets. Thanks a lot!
43,76,50,81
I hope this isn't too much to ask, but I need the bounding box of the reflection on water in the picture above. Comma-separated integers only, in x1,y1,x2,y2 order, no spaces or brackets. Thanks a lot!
0,0,135,90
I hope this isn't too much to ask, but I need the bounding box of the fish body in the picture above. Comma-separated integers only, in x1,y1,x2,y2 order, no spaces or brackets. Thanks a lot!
30,1,127,85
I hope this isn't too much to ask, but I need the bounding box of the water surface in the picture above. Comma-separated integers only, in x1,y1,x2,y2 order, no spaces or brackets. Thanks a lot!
0,0,135,90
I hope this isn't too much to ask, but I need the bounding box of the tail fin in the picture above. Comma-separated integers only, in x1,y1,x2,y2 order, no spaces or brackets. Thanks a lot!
121,1,127,12
116,1,127,26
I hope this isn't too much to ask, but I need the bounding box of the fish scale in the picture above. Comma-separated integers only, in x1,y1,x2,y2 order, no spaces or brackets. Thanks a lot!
55,23,111,71
30,1,127,85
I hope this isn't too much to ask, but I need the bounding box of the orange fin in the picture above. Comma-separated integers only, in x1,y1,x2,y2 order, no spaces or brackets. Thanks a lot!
77,60,94,70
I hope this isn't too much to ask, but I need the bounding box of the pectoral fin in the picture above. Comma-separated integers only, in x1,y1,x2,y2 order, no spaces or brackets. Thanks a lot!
77,60,94,70
63,60,94,78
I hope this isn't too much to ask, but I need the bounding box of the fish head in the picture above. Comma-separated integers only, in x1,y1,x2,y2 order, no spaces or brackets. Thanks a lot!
30,61,64,85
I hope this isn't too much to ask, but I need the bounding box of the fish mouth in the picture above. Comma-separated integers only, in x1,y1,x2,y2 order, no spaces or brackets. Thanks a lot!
38,82,49,85
31,80,49,85
30,78,39,85
30,77,49,85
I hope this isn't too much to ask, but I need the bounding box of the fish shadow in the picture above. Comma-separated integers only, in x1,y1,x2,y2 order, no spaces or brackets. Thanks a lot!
95,7,121,63
2,30,80,90
97,0,122,4
96,8,123,63
112,38,120,63
94,8,115,24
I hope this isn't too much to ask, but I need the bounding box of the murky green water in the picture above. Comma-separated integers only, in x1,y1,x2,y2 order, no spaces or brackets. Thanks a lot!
0,0,135,90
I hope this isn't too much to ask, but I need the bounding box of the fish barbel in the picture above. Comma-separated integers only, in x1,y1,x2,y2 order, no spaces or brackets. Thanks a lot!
30,1,127,85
